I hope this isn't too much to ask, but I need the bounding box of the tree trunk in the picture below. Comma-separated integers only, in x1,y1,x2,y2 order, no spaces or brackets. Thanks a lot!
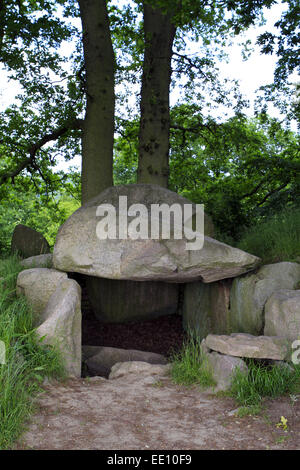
137,3,176,188
0,0,5,54
78,0,115,204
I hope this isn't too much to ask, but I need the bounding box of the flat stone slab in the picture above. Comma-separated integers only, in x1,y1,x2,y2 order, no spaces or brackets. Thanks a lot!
109,361,171,380
20,254,53,269
205,333,289,360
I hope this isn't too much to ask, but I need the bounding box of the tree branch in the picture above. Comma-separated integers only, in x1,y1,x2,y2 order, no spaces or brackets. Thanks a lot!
257,181,290,207
240,179,266,200
170,122,214,134
0,119,83,186
172,52,212,82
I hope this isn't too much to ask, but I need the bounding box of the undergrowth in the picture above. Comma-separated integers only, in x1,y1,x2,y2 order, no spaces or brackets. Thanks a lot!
229,359,300,407
0,255,65,449
237,207,300,263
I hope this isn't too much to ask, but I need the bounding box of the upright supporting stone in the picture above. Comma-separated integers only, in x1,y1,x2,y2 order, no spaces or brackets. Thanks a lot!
11,224,50,258
206,352,248,391
183,279,232,340
229,262,300,335
36,279,82,377
86,276,179,323
264,289,300,342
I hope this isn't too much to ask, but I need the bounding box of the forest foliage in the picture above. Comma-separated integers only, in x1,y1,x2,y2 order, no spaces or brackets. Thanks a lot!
0,0,299,253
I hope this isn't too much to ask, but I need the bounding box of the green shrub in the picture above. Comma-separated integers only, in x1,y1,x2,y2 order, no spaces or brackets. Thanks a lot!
237,207,300,263
170,335,216,388
230,360,300,407
0,256,65,449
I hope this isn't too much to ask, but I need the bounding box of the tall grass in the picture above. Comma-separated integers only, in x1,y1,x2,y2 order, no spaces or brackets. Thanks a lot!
0,254,24,291
0,255,65,449
237,208,300,263
230,360,300,406
170,334,216,388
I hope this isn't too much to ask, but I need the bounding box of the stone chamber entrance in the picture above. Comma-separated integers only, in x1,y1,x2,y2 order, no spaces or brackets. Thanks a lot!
69,273,187,377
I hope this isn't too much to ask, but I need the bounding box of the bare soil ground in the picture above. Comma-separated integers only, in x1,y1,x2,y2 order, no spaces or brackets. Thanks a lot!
15,373,300,450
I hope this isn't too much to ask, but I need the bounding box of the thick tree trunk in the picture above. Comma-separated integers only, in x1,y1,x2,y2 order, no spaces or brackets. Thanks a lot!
78,0,115,204
0,0,5,54
137,4,176,188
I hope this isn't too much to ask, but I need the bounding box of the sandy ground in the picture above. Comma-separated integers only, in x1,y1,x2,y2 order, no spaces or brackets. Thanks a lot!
14,372,300,451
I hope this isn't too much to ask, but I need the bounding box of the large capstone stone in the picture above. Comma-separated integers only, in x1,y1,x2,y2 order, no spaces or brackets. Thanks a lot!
86,276,179,322
11,224,50,258
229,262,300,335
264,289,300,342
53,184,260,283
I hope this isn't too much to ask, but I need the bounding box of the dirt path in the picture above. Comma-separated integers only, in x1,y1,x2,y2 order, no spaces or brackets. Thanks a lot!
14,371,300,450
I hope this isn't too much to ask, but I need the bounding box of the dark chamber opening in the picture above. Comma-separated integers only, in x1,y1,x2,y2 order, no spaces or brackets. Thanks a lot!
71,273,186,358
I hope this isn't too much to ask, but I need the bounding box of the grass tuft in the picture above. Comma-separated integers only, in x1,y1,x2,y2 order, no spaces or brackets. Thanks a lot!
236,404,263,417
170,334,216,388
229,360,300,407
